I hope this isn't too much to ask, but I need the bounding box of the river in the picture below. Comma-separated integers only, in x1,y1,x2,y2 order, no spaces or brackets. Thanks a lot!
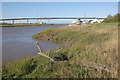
2,24,67,62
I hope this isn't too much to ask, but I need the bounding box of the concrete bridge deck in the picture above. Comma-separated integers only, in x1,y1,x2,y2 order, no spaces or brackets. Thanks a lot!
0,17,105,24
0,17,105,21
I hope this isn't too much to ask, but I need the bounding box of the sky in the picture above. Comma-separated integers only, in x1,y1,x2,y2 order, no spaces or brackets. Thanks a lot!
2,2,118,24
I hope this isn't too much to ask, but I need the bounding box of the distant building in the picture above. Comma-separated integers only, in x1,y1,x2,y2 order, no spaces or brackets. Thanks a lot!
20,22,23,24
69,19,104,26
72,20,82,25
36,21,46,24
69,20,82,26
39,21,43,24
90,19,104,23
82,20,89,25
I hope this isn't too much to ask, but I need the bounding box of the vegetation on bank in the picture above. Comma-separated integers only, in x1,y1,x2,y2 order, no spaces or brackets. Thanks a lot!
103,13,120,23
2,22,118,78
33,22,118,78
0,23,53,27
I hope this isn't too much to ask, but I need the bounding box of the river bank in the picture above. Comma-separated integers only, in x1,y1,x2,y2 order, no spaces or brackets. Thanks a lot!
2,23,118,78
0,23,54,27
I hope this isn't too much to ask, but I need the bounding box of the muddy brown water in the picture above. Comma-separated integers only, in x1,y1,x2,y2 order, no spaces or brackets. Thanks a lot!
2,24,67,62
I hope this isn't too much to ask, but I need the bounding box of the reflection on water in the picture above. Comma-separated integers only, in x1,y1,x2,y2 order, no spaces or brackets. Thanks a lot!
2,24,67,62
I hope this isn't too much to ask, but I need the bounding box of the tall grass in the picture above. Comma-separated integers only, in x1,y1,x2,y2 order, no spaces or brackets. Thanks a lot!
32,23,118,78
3,23,118,78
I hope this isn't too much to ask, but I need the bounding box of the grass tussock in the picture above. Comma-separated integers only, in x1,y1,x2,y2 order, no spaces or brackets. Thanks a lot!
3,23,118,78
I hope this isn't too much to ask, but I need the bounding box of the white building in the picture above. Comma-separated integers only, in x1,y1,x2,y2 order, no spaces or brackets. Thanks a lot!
91,19,104,23
39,21,43,24
72,20,81,24
69,20,82,26
69,19,104,26
82,20,89,24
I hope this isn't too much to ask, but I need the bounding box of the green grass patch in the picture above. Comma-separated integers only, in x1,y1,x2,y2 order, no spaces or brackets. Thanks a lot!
3,23,118,78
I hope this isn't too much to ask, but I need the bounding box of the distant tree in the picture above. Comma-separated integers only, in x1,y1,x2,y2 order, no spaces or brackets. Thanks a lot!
113,13,120,22
103,14,119,23
107,15,113,19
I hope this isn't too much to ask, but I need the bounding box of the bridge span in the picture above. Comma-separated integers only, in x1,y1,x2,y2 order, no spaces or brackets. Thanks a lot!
0,17,105,24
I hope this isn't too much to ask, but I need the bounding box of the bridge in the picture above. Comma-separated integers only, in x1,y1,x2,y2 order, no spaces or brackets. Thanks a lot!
0,17,106,24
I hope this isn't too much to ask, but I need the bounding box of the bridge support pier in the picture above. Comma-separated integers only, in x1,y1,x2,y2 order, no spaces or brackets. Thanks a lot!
12,20,15,24
36,19,39,23
27,19,29,24
2,21,4,24
78,19,81,22
48,19,50,24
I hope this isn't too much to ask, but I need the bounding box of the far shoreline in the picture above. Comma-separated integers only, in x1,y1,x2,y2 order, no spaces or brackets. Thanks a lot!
0,23,55,27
